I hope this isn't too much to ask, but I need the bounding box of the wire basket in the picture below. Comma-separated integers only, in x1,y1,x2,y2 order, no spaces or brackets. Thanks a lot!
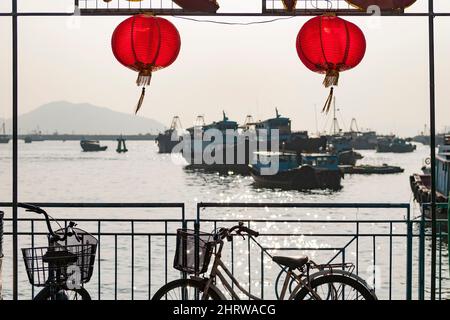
22,243,97,287
173,229,215,274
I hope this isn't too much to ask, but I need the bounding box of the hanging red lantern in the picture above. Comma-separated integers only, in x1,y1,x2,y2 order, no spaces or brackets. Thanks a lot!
111,14,181,113
345,0,416,11
173,0,220,13
296,15,366,113
282,0,297,12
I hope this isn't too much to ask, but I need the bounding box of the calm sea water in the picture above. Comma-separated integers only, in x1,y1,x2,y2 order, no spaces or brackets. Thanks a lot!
0,140,448,300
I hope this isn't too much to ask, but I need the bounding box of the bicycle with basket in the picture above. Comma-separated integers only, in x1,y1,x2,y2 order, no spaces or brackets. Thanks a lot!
20,203,97,300
153,222,377,300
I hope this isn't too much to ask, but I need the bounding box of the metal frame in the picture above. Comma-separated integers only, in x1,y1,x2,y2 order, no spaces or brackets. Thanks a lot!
1,0,444,299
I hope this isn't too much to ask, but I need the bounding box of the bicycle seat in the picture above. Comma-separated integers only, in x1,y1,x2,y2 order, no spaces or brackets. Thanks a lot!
272,256,309,269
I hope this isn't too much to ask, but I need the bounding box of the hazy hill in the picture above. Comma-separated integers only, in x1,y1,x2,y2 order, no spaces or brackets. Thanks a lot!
2,101,166,134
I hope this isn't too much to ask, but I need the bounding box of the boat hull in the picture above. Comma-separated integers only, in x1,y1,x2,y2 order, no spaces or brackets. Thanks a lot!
156,133,180,154
249,165,342,191
80,141,107,152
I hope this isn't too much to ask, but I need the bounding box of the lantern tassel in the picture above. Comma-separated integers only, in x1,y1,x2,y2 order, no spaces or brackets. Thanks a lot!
323,70,339,88
322,87,334,114
137,71,152,86
135,87,146,114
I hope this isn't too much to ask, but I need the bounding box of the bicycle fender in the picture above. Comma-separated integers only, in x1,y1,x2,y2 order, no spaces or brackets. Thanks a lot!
308,269,378,299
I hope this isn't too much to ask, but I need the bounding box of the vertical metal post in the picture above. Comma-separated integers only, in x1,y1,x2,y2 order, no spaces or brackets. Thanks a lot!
406,206,412,300
0,211,4,300
428,0,437,300
12,0,19,301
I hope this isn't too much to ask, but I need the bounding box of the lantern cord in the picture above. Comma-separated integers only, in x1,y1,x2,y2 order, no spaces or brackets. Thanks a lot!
172,16,296,26
322,87,334,114
135,87,145,114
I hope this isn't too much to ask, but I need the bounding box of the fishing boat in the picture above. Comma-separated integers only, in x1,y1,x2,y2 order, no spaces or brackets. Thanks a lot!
23,129,45,143
182,112,252,175
328,136,363,166
249,151,342,190
155,116,182,154
340,164,404,174
0,122,9,144
376,137,416,153
247,108,327,153
80,140,107,152
410,136,450,222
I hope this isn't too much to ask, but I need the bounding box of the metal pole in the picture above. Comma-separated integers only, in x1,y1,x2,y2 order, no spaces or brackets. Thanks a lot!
427,0,437,300
12,0,19,300
0,211,4,300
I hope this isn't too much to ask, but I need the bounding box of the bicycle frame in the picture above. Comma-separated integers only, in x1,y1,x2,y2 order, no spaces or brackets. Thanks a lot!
198,238,316,300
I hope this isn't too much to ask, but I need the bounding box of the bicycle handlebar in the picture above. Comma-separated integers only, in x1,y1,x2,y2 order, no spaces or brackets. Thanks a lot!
18,203,76,243
217,223,259,240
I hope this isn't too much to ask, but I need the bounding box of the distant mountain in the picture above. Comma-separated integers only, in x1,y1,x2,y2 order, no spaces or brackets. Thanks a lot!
2,101,166,135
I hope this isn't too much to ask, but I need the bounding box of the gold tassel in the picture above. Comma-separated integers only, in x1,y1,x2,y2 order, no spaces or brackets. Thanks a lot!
322,87,334,114
135,87,145,114
323,70,339,88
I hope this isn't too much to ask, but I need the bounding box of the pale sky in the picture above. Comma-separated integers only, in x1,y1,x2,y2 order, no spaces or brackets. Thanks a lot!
1,0,450,136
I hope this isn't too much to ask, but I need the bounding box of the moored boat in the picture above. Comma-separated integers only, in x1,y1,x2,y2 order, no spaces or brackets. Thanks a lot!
340,164,404,174
80,140,107,152
0,122,9,144
410,136,450,224
377,137,416,153
156,116,182,154
249,151,342,190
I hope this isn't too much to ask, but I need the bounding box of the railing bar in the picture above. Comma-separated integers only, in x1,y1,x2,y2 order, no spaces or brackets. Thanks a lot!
31,220,34,299
356,222,359,277
389,222,393,300
97,221,101,300
131,221,134,300
373,235,376,291
165,221,168,285
114,234,118,300
260,248,264,299
247,221,251,299
148,235,151,300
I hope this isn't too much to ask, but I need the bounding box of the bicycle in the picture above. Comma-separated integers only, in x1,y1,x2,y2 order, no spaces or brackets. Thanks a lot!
152,222,377,300
20,203,98,300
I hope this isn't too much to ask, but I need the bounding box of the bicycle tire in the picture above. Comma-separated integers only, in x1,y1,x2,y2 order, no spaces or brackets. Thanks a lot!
295,274,376,300
33,287,92,300
152,279,224,300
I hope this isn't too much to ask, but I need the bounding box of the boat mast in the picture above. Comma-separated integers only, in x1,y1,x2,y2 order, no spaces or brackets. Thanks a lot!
330,97,340,135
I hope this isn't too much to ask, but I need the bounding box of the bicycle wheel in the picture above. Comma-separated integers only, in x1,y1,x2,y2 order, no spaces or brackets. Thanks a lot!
152,279,224,300
33,287,91,300
295,274,375,300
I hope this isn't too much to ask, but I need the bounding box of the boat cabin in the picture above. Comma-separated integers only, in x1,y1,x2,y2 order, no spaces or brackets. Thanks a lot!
436,135,450,197
301,154,339,171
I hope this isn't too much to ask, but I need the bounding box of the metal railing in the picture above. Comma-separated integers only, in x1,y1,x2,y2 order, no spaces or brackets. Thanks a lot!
0,201,448,299
0,202,185,300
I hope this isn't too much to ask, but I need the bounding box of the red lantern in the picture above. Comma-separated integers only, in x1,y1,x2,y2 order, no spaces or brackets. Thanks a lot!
296,15,366,112
112,15,181,113
346,0,416,11
173,0,220,13
282,0,297,12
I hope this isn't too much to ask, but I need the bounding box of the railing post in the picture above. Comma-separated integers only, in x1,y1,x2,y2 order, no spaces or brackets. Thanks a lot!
406,205,412,300
0,211,4,300
12,0,19,301
418,205,426,300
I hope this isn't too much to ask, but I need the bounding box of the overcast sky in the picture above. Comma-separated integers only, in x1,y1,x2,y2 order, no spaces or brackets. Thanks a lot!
0,0,450,136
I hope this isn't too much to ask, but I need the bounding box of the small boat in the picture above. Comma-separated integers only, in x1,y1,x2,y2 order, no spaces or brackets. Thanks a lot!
0,122,9,144
156,116,182,154
376,137,416,153
339,164,404,174
80,140,107,152
249,151,342,190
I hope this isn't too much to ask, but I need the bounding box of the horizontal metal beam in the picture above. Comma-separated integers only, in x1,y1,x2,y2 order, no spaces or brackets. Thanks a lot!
1,11,450,17
0,202,184,208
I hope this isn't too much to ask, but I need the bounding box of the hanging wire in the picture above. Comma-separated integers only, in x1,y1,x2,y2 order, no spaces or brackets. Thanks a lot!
171,15,297,26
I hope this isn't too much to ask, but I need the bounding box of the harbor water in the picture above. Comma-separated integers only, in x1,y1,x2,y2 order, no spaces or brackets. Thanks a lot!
0,141,448,299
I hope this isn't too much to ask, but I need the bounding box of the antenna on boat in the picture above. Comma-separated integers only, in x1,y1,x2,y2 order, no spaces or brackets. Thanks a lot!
275,107,280,118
